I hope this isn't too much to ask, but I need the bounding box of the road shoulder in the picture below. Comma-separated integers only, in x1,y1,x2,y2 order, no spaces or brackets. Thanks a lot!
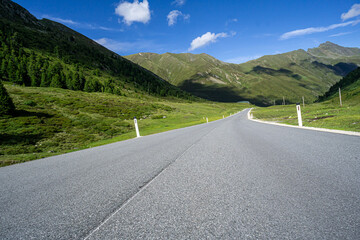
247,108,360,137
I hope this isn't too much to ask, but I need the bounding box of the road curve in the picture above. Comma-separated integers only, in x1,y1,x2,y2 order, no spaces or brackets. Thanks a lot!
1,109,360,239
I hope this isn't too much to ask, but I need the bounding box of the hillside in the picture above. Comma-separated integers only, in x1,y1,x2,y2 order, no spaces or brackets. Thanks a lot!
0,0,192,100
126,52,248,102
318,67,360,102
126,42,360,105
251,68,360,132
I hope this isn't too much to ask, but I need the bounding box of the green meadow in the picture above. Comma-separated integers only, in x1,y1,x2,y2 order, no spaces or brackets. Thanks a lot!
251,95,360,132
251,67,360,132
0,83,249,167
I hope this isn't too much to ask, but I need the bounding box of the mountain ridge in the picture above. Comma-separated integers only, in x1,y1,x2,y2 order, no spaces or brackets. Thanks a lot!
125,42,360,105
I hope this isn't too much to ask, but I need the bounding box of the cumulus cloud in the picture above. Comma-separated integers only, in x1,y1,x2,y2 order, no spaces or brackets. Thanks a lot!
172,0,186,6
167,10,190,26
188,32,234,51
115,0,151,25
341,3,360,21
280,20,360,40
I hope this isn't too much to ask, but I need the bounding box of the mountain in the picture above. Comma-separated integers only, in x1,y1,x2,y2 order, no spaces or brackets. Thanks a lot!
0,0,192,100
125,53,248,102
318,67,360,102
126,42,360,105
308,41,360,58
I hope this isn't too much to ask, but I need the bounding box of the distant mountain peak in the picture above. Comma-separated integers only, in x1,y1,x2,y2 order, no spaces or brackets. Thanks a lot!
308,41,360,58
321,41,337,46
318,41,343,49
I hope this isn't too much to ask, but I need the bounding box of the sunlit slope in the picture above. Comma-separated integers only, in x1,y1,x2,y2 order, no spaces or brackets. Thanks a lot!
126,42,360,105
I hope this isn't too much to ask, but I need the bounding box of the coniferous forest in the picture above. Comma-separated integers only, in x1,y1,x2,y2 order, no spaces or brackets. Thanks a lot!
0,11,194,100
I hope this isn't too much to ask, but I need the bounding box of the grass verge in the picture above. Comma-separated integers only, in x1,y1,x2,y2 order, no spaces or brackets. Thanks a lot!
251,98,359,132
0,83,250,167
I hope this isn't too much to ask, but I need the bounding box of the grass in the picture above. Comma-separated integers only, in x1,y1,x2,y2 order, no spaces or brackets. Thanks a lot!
0,83,250,167
251,89,360,132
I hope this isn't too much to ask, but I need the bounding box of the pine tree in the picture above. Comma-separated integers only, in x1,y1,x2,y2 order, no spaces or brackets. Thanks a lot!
72,72,83,91
84,78,102,92
104,78,114,93
0,59,7,79
66,71,74,90
7,58,16,82
40,72,50,87
50,74,62,88
0,80,15,115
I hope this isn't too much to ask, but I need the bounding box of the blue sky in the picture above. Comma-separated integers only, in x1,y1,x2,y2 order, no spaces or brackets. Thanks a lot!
13,0,360,63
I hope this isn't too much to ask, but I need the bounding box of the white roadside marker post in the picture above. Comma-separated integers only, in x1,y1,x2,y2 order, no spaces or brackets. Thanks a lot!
296,103,303,127
223,115,224,119
302,96,305,108
206,117,208,123
134,117,140,138
339,87,342,107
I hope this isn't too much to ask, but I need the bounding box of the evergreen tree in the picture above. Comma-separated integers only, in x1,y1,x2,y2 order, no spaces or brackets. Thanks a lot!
50,74,62,88
40,72,50,87
0,59,7,79
71,72,84,91
103,78,114,93
66,71,74,90
7,58,16,82
84,77,102,92
0,80,15,115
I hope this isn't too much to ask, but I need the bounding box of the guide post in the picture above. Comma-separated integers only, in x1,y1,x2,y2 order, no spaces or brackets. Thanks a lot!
134,117,140,138
296,103,303,127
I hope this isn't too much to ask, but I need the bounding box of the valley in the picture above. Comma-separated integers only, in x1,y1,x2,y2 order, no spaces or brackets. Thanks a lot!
126,42,360,105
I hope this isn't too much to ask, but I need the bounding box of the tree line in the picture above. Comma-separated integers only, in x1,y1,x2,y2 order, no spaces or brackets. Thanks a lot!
0,24,194,100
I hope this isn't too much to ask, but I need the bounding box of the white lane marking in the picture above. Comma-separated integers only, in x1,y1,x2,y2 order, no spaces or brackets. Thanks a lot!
83,121,222,240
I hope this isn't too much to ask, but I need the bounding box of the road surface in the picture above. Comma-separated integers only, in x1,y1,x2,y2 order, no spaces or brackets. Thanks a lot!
1,109,360,239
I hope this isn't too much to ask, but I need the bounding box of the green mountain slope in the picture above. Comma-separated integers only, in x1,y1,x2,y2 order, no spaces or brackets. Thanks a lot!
0,0,192,99
252,68,360,132
318,67,360,103
126,42,360,105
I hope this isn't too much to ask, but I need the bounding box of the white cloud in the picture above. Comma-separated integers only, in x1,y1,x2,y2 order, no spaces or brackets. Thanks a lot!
341,3,360,21
95,38,129,51
42,15,79,25
172,0,186,6
95,38,162,52
225,18,238,26
280,20,360,40
42,15,120,31
329,31,353,37
225,55,262,64
115,0,151,25
167,10,190,26
188,32,234,51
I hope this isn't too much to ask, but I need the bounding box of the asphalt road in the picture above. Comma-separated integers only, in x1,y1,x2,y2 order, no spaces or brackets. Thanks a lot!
1,109,360,239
